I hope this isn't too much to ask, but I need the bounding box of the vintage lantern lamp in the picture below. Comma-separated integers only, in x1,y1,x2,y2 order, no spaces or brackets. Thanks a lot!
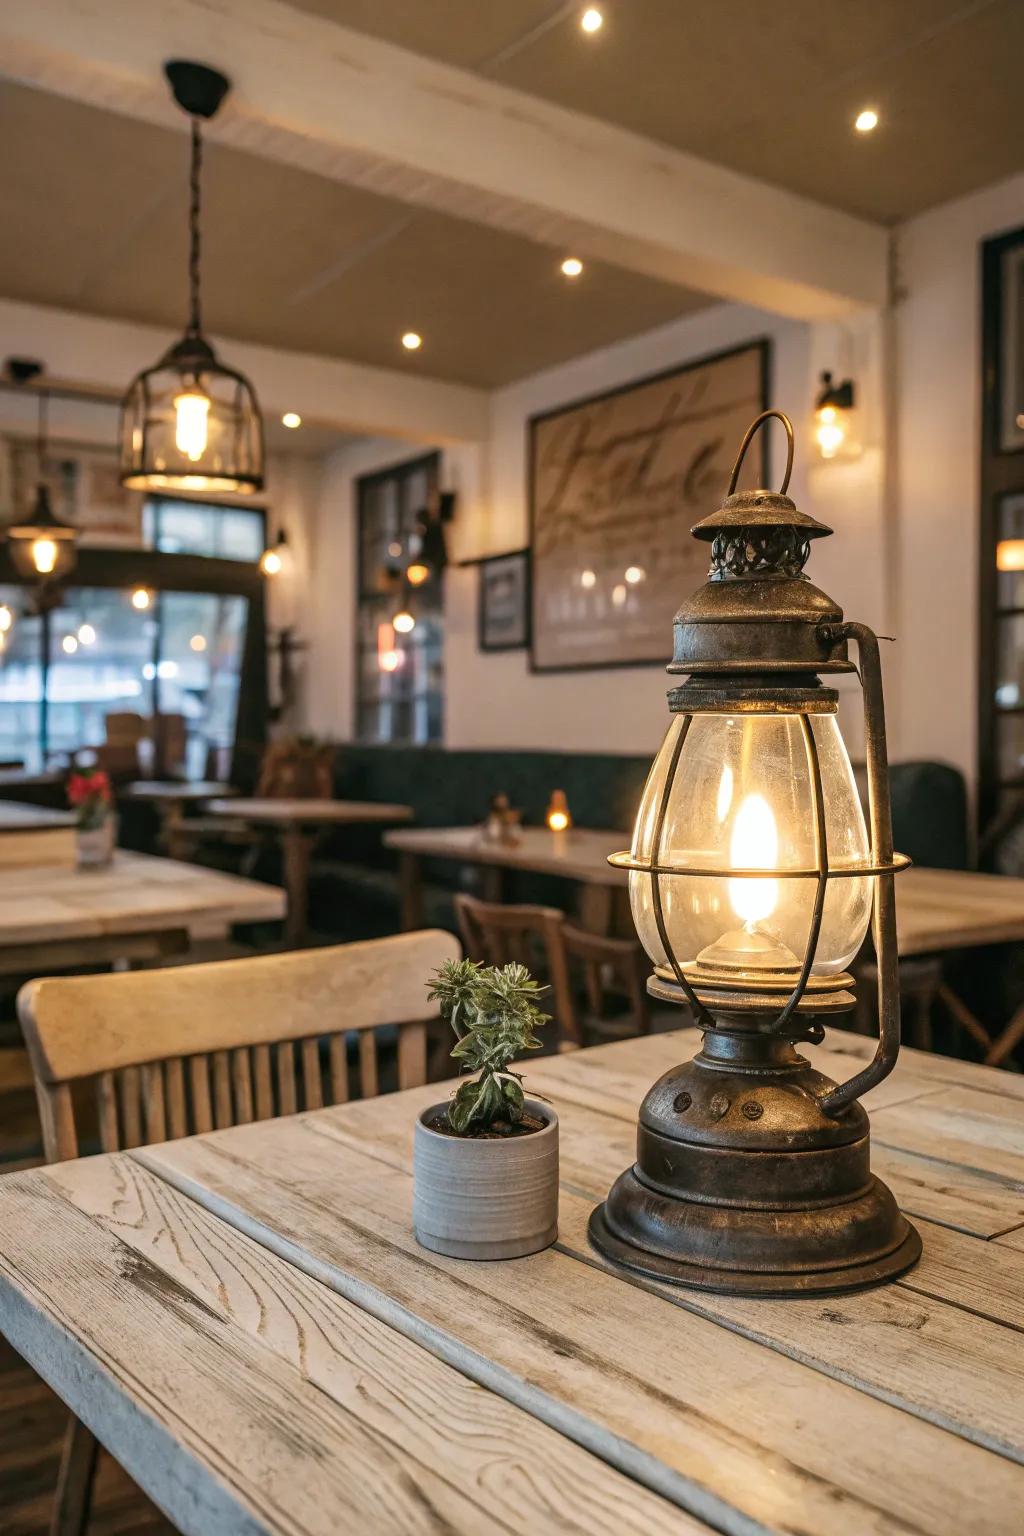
590,410,920,1295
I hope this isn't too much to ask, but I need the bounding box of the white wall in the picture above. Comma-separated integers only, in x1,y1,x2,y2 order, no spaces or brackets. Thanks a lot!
302,300,890,759
895,172,1024,786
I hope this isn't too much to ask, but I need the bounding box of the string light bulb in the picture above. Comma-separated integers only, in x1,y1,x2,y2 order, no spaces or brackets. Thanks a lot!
131,586,152,611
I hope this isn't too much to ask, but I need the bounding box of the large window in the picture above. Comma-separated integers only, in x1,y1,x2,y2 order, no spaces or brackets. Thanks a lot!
0,499,266,776
143,497,265,561
356,453,443,745
981,227,1024,828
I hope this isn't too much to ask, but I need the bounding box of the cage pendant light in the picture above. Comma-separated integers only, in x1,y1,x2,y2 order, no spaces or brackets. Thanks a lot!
119,61,264,495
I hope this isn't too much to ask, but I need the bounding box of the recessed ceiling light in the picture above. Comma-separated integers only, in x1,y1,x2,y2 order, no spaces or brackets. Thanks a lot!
402,332,423,351
281,412,301,429
561,257,584,278
854,108,879,133
580,7,603,32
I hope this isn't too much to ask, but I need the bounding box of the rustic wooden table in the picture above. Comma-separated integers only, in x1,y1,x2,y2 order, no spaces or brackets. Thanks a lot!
0,850,285,974
386,824,626,932
125,781,235,853
0,1027,1020,1535
207,798,413,945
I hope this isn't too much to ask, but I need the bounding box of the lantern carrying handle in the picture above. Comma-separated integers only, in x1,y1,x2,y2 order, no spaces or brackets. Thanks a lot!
818,620,902,1116
727,409,794,497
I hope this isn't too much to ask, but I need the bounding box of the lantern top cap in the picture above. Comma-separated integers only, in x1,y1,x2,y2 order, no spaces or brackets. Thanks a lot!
691,408,833,542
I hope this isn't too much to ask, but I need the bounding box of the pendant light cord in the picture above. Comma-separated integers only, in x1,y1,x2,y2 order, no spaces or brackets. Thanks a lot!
187,117,203,337
36,389,49,478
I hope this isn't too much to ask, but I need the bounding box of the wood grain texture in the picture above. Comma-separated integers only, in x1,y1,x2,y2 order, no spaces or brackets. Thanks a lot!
139,1107,1024,1536
0,1158,695,1536
0,850,283,950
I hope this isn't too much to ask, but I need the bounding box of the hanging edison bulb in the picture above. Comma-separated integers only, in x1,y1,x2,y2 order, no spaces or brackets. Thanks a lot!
119,63,263,494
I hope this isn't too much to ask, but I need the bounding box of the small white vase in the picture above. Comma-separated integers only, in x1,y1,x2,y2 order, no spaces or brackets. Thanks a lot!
76,816,116,870
413,1100,558,1260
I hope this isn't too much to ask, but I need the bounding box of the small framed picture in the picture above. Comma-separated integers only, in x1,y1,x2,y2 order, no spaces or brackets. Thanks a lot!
478,549,530,652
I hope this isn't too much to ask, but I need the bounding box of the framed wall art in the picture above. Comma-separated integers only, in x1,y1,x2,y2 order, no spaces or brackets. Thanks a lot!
528,338,769,672
478,548,530,652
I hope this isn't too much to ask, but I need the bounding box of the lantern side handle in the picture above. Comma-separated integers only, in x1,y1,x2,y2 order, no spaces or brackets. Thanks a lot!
727,409,794,496
818,621,900,1116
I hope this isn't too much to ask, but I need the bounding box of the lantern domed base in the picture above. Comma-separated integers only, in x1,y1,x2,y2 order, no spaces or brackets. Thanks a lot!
589,1027,921,1296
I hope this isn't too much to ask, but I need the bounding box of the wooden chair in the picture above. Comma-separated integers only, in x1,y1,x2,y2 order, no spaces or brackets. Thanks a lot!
454,893,649,1049
18,927,460,1536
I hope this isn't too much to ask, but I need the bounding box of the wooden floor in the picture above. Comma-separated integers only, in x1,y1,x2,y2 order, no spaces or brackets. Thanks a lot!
0,1339,174,1535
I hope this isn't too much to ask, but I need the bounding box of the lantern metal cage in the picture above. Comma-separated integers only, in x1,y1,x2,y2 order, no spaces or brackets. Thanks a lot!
589,410,921,1296
118,61,264,497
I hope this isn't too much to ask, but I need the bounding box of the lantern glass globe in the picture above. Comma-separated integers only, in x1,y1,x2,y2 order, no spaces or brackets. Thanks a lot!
629,712,871,978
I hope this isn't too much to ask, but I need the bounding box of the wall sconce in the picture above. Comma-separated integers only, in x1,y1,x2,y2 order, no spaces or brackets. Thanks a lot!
590,410,919,1296
407,490,455,587
260,528,289,577
546,790,571,832
814,371,856,460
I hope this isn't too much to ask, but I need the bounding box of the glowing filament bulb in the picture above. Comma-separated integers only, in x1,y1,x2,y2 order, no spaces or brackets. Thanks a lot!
174,390,210,462
728,794,778,926
31,538,58,575
815,404,845,459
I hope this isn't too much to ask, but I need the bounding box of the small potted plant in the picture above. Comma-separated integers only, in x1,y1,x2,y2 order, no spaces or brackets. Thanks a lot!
414,958,559,1260
68,769,116,869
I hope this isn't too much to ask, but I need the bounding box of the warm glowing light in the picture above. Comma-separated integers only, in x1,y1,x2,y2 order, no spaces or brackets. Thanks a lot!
580,568,597,589
612,582,627,607
406,562,430,586
815,410,846,459
261,548,283,576
379,650,401,673
173,389,210,462
281,412,302,429
546,790,571,833
157,659,179,679
131,587,152,611
561,257,584,278
77,623,96,646
31,538,58,575
61,634,78,655
854,108,879,133
997,540,1024,572
728,794,779,926
624,564,646,584
0,605,13,633
190,634,207,652
402,332,423,351
716,765,734,823
580,7,603,32
388,541,403,558
393,609,416,634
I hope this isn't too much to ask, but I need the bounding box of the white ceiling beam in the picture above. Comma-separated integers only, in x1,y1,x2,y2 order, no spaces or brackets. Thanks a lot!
0,299,489,446
1,0,887,320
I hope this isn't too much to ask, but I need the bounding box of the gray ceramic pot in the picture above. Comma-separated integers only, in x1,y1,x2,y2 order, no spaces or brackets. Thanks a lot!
413,1100,559,1260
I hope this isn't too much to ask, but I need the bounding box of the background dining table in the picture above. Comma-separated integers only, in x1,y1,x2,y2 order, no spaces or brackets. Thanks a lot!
0,1026,1019,1535
0,849,285,976
205,798,413,944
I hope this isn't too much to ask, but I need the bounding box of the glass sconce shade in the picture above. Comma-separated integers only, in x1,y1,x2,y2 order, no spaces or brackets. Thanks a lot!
119,339,264,495
629,711,872,978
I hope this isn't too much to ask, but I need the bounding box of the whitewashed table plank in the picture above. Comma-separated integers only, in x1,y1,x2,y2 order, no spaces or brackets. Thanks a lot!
870,1087,1024,1185
139,1115,1024,1536
1,1159,694,1536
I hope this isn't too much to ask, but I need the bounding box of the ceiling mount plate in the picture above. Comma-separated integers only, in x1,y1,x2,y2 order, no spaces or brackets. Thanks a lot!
164,60,230,120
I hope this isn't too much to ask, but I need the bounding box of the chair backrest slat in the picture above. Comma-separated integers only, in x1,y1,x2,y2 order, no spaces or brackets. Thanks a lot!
252,1044,274,1122
190,1055,214,1133
21,930,460,1164
455,894,579,1048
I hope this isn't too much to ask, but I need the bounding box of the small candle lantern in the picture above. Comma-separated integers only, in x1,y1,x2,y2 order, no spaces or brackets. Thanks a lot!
590,410,920,1295
546,790,571,833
